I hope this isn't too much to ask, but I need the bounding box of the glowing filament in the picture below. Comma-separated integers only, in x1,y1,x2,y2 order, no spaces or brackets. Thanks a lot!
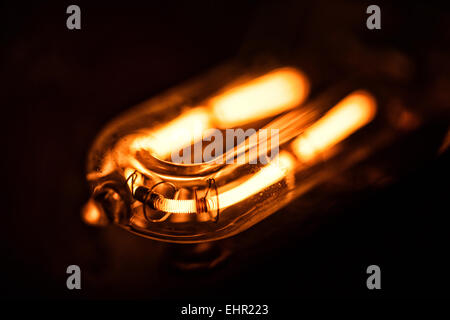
292,90,377,162
214,152,295,210
130,107,211,158
211,68,309,127
147,152,294,215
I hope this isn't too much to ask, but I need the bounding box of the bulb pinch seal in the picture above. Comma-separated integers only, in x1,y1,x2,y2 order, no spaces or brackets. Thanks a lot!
133,178,220,223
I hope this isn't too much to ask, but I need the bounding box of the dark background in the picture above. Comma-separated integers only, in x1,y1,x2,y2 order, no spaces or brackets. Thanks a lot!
1,0,449,302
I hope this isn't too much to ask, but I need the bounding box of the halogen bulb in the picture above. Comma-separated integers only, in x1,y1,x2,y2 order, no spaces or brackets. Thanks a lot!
84,63,384,243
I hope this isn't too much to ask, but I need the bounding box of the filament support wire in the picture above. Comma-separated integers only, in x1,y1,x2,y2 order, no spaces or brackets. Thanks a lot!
131,177,220,223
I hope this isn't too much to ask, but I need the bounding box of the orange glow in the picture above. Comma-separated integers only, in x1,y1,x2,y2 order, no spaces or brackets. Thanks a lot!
214,151,295,209
130,107,211,158
210,68,309,127
81,199,102,225
292,91,377,162
154,198,198,214
148,152,295,214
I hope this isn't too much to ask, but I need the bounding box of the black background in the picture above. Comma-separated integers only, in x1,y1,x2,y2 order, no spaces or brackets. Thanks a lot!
1,0,449,301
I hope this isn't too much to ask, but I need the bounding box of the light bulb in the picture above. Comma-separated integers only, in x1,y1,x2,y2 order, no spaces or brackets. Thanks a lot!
84,63,388,243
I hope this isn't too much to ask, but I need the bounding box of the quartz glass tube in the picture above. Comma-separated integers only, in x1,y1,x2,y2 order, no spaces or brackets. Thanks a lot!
83,62,401,243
